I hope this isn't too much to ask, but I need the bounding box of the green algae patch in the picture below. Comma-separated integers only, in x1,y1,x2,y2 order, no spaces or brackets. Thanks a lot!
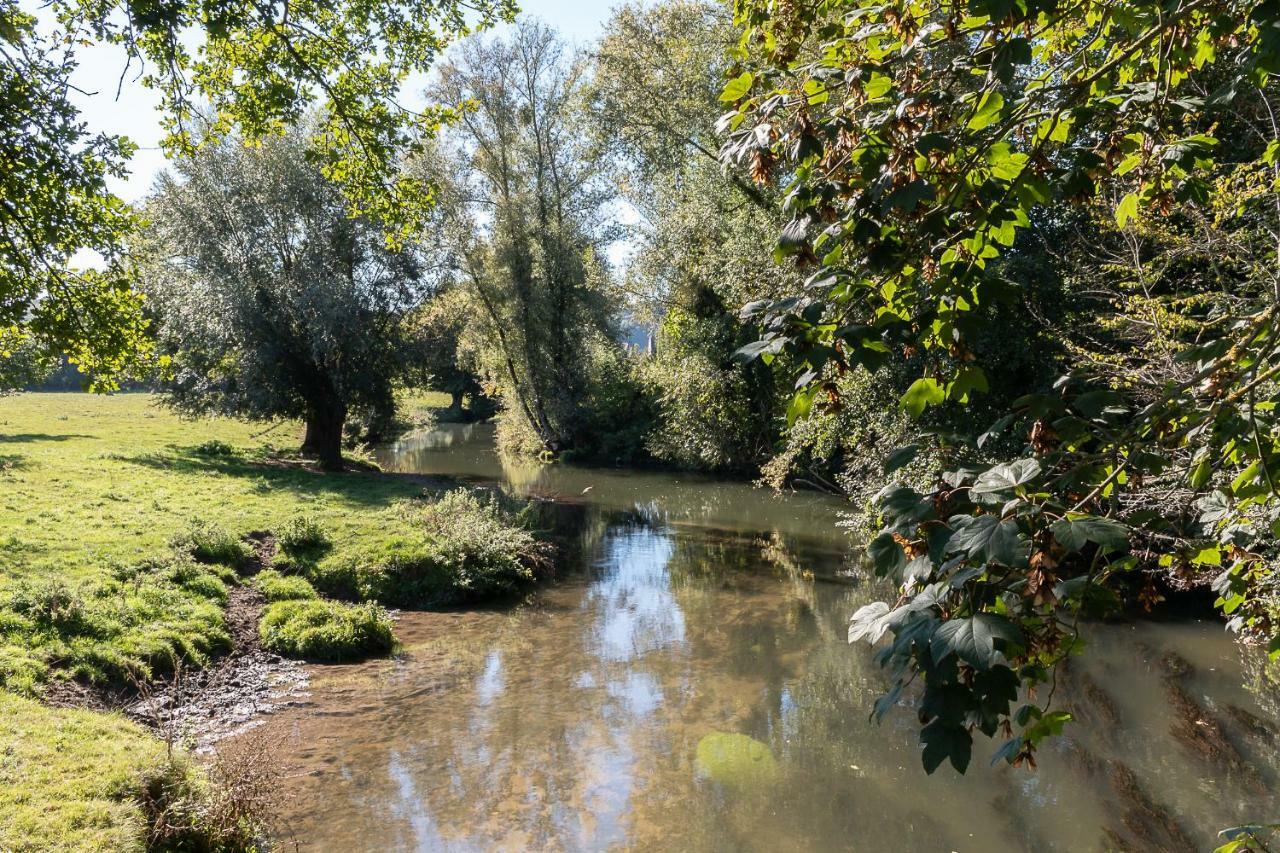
695,731,779,788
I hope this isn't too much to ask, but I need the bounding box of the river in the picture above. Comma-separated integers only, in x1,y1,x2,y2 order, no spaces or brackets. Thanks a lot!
253,423,1280,851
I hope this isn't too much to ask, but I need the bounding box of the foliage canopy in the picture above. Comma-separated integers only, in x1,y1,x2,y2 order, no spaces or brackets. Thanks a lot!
724,0,1280,772
0,0,512,387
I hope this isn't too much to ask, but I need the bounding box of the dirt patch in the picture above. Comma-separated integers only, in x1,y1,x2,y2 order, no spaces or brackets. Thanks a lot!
44,537,309,748
128,581,309,750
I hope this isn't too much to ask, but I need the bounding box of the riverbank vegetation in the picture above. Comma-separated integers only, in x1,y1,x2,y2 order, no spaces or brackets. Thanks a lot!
0,393,550,847
7,0,1280,846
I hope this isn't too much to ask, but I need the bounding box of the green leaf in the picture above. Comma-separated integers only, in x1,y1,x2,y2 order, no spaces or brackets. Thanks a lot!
921,720,972,773
967,91,1004,131
951,515,1026,566
884,179,934,213
866,532,906,577
1115,192,1140,227
971,459,1041,495
1050,514,1129,552
901,377,945,417
720,71,754,103
991,736,1023,766
930,613,1023,670
1189,454,1212,489
884,444,920,474
948,365,989,403
848,601,891,644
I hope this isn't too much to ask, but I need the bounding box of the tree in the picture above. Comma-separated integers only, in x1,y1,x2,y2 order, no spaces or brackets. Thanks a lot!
142,124,427,469
420,20,618,455
0,0,512,388
723,0,1280,773
402,284,488,417
590,1,790,473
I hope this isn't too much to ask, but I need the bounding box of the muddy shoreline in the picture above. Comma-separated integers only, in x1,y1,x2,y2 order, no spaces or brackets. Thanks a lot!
43,534,310,748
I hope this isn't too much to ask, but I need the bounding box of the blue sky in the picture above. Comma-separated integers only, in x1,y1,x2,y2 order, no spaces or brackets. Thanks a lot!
68,0,634,202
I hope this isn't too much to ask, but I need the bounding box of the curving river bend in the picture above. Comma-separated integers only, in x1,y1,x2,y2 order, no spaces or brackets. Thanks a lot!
251,423,1280,851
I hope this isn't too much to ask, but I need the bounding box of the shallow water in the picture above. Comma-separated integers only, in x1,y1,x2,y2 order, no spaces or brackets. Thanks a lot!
258,425,1280,851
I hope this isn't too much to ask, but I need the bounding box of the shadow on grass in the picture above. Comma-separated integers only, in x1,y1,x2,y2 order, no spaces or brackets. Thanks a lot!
0,453,28,473
0,433,95,443
120,444,457,507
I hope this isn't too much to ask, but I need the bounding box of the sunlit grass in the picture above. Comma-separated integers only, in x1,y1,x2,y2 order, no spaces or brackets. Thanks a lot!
0,392,451,583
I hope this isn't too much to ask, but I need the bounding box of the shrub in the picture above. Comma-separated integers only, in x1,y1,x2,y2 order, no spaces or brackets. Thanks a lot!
640,310,779,474
136,736,281,851
310,490,549,607
253,569,318,602
171,522,252,568
191,439,237,458
7,580,91,634
276,514,331,556
258,600,394,661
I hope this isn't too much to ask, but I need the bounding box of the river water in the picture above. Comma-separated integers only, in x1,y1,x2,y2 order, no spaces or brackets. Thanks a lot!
257,424,1280,851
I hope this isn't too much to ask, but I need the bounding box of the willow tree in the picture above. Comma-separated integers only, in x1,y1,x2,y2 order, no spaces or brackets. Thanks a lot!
0,0,512,389
142,125,426,469
723,0,1280,776
422,20,617,455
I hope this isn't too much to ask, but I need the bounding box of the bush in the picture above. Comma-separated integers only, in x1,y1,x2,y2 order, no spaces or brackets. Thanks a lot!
135,735,281,851
276,514,330,556
253,569,318,602
309,490,549,607
7,580,91,634
640,310,779,474
171,522,252,568
191,439,238,458
259,599,394,661
571,344,659,466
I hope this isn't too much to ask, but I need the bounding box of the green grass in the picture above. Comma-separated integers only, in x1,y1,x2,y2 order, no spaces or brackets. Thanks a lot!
302,489,549,607
0,392,448,582
252,569,318,602
258,599,394,661
0,692,170,851
0,391,545,850
0,392,452,689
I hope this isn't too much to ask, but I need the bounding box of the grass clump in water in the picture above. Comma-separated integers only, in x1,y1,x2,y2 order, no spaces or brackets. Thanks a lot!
308,489,549,608
259,599,394,661
253,569,318,602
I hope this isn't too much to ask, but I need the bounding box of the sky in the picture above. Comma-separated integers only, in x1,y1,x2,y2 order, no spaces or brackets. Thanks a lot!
67,0,632,203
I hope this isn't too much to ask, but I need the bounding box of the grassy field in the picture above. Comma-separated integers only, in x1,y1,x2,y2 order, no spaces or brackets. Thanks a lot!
0,390,547,850
0,392,445,581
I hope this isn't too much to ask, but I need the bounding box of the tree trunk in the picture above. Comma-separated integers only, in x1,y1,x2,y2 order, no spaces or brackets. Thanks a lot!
449,389,465,414
301,404,346,470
